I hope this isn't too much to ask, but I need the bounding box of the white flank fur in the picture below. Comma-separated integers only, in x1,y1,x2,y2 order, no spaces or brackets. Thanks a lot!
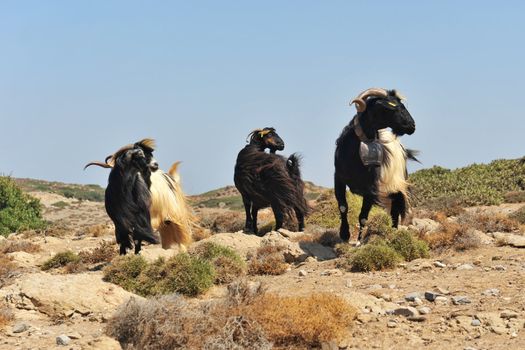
377,129,409,212
149,165,194,250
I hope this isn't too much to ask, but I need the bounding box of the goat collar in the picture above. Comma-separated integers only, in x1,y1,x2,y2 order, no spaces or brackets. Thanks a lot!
353,115,374,142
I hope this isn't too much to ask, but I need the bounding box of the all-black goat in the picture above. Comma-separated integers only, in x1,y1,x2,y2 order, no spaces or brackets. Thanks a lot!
234,127,308,235
99,142,159,255
334,88,417,243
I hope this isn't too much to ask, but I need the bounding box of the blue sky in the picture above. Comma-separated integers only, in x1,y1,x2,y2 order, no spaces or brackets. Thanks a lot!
1,1,524,194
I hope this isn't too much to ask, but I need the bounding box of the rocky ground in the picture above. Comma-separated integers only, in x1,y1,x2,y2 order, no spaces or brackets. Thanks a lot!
0,192,524,349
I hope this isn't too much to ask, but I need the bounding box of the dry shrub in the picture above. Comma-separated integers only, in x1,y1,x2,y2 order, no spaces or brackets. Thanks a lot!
0,254,17,282
301,229,342,247
41,251,80,271
192,242,246,284
44,222,69,237
510,206,525,224
0,303,14,328
504,191,525,203
84,224,112,237
457,211,519,233
192,227,212,242
419,196,465,217
241,293,356,347
248,245,288,276
106,294,271,350
105,281,355,349
362,212,394,243
0,240,40,254
78,241,117,264
103,255,148,292
199,210,245,233
420,215,481,251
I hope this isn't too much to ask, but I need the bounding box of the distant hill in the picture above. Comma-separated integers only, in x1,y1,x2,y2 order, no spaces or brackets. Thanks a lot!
189,181,328,211
14,178,105,202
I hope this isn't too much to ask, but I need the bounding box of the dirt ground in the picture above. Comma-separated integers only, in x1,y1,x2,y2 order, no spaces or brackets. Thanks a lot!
0,192,524,350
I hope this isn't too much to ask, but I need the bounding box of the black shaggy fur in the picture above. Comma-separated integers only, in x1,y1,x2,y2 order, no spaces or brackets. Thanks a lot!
334,89,417,242
105,146,159,255
234,127,308,235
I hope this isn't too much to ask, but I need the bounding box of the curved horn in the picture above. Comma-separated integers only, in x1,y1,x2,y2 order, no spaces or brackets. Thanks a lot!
350,88,389,112
84,161,113,170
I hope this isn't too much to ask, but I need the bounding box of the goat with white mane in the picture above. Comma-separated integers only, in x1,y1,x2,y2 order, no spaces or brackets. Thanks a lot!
85,139,194,251
334,88,418,243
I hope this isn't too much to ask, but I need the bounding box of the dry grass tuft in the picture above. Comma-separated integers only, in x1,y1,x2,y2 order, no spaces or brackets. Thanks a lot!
84,224,113,237
239,293,356,348
457,211,519,233
0,254,18,282
248,245,288,276
78,241,117,264
192,227,212,242
420,215,481,251
198,210,246,233
0,303,14,328
342,241,402,272
0,240,40,254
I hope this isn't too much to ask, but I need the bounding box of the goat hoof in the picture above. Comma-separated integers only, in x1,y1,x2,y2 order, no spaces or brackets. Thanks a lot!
355,241,361,247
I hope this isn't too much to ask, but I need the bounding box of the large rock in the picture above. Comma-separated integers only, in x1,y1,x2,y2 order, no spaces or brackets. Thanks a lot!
492,232,525,248
409,218,440,234
0,272,140,319
261,231,309,263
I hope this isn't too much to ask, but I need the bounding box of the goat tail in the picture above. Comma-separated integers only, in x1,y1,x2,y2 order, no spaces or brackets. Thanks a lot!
168,161,182,183
286,153,302,179
405,149,421,163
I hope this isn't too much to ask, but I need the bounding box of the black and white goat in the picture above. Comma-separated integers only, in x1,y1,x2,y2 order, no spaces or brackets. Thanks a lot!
86,139,194,253
334,88,417,242
234,127,308,235
101,143,159,255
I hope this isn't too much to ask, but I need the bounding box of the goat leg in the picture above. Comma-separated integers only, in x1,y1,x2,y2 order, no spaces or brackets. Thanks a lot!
251,206,259,235
242,196,255,234
358,196,374,242
335,177,350,241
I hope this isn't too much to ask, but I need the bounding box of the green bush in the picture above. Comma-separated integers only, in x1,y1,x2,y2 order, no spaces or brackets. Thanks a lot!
387,230,429,261
346,241,402,272
41,251,81,270
104,253,215,297
0,176,46,236
410,159,525,207
192,242,246,284
155,254,215,297
103,255,149,291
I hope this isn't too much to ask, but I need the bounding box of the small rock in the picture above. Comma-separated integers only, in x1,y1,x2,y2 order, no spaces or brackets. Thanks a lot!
387,320,397,328
491,326,506,335
12,323,29,334
298,270,307,277
392,306,418,318
407,315,427,322
457,264,474,271
368,284,382,290
321,340,338,350
434,261,446,268
418,306,431,315
452,296,471,305
492,265,506,271
320,269,342,277
471,319,481,327
435,296,449,304
481,288,500,296
436,287,450,295
68,332,82,339
56,335,71,346
405,292,422,302
424,291,441,302
464,347,478,350
412,297,423,306
345,279,353,288
500,310,518,319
